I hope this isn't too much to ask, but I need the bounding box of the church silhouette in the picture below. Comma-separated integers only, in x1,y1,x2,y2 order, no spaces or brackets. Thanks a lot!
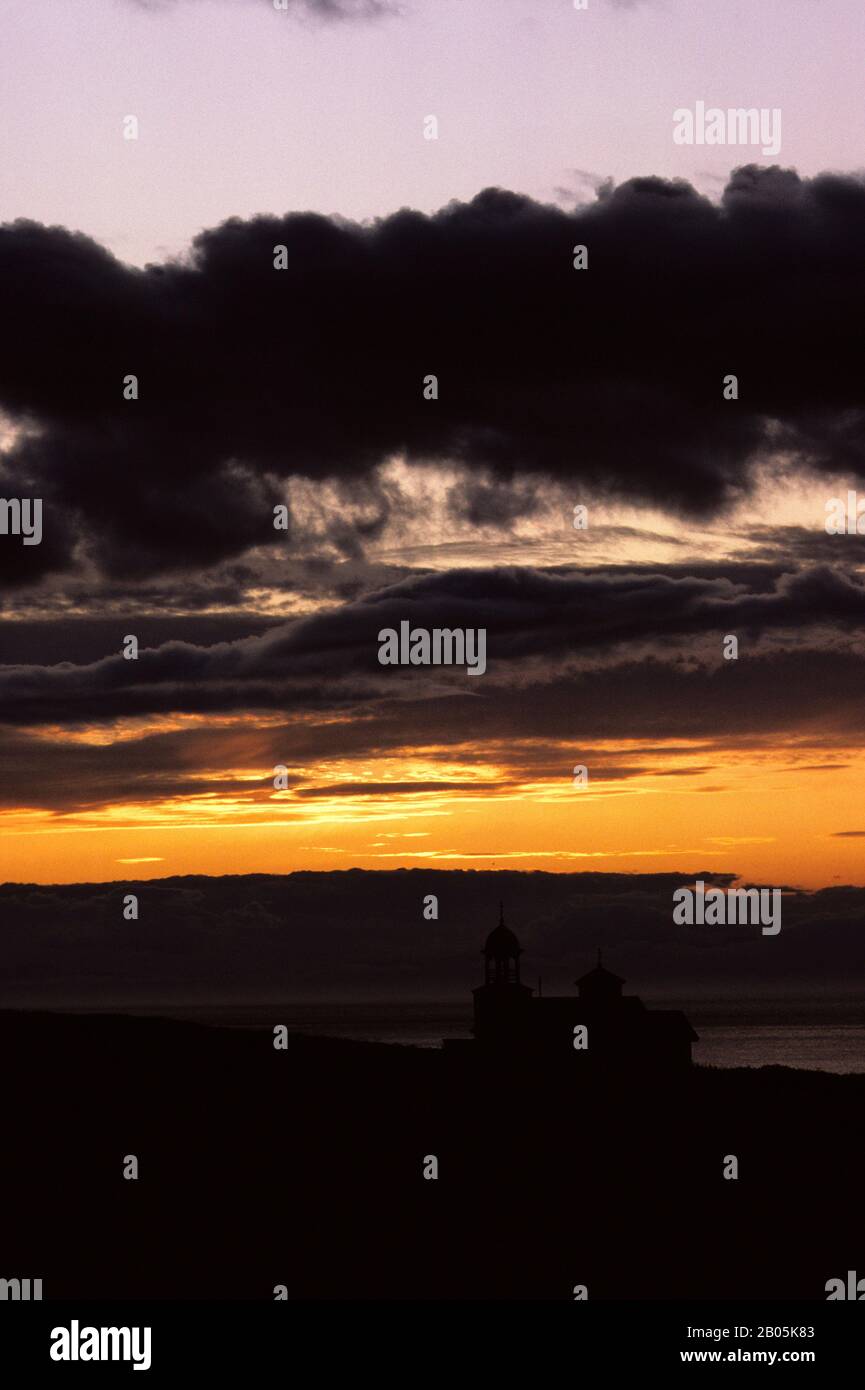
447,905,698,1072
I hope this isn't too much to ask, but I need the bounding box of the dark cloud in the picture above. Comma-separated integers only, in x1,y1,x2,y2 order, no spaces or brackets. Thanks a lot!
742,525,865,566
2,560,865,729
446,473,544,527
0,695,717,814
294,780,513,797
0,615,275,665
0,870,862,1007
2,166,864,586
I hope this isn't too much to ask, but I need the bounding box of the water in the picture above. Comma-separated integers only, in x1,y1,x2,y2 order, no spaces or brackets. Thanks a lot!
692,1026,864,1073
118,1000,865,1074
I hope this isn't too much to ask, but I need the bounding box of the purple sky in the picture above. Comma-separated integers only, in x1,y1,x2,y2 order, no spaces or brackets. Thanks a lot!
1,0,862,265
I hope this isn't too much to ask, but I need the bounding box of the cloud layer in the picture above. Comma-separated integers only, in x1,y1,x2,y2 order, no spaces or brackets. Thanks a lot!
3,166,865,588
2,560,865,725
1,869,862,1004
2,558,865,820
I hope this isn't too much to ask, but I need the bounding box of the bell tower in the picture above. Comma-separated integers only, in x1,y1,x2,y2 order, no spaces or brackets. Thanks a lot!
472,903,534,1045
483,903,522,984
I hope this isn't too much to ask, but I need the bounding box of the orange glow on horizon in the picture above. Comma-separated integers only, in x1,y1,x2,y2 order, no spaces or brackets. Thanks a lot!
3,738,864,889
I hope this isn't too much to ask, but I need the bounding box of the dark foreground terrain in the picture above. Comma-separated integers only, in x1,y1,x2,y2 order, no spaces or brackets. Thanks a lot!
1,1012,861,1300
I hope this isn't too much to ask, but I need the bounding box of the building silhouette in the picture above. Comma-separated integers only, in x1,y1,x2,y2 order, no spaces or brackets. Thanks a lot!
454,904,698,1072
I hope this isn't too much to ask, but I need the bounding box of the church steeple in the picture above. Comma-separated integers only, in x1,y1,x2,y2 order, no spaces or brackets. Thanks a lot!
482,904,522,985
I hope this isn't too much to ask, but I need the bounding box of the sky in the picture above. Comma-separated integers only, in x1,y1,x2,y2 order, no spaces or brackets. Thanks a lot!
1,0,863,268
2,0,865,890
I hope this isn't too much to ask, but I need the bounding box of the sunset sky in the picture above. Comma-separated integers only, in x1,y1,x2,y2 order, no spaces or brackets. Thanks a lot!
2,0,865,890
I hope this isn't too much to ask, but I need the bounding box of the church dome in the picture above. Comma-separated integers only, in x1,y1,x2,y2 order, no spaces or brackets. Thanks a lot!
483,906,521,959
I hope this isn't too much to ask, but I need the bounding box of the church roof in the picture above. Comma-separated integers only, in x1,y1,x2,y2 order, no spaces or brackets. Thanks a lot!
575,953,625,987
483,904,521,958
